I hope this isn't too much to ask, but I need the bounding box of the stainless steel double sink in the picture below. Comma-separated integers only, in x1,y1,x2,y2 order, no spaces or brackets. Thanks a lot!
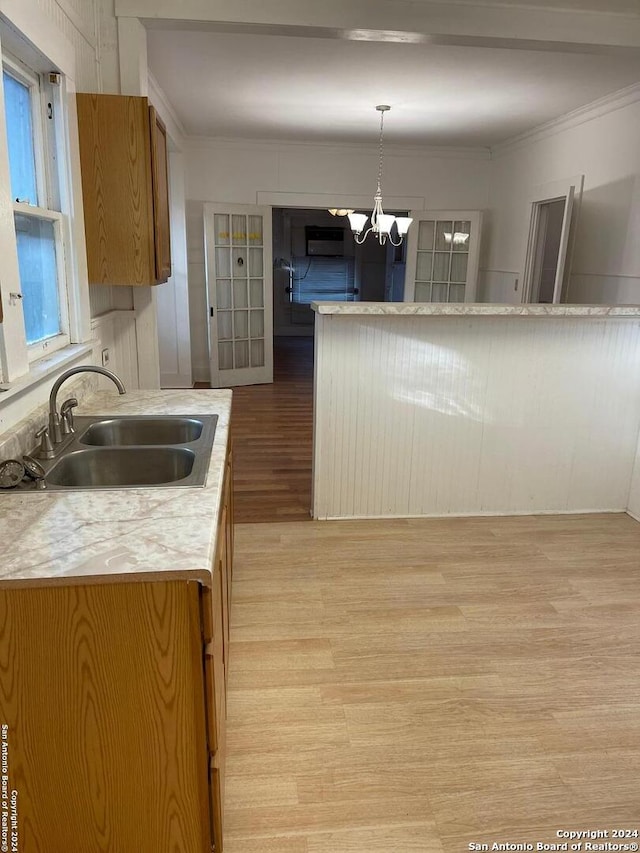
33,414,218,490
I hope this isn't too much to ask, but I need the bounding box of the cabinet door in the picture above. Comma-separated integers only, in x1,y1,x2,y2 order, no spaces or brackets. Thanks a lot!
0,581,211,851
76,93,156,286
150,106,171,283
203,568,225,754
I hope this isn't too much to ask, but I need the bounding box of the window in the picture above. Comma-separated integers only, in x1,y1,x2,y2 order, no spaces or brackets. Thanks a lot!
2,55,69,359
291,256,356,304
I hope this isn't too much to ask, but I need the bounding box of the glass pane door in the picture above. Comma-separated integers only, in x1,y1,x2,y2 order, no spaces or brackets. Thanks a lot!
214,212,266,372
414,219,472,303
206,204,273,387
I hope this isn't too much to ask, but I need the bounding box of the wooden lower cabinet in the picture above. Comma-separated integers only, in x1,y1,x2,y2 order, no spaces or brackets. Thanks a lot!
0,459,234,852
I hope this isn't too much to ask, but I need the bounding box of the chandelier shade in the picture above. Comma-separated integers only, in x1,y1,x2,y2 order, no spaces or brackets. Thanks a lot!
347,212,368,233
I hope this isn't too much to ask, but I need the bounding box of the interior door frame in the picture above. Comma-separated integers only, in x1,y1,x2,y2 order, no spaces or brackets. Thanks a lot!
204,202,273,388
521,174,584,304
403,210,483,303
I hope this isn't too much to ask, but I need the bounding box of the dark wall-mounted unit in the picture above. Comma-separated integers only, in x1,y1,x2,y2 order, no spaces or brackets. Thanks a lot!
305,226,345,257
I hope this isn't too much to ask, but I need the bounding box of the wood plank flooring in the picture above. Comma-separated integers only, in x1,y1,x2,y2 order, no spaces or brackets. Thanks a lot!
198,336,314,523
225,513,640,853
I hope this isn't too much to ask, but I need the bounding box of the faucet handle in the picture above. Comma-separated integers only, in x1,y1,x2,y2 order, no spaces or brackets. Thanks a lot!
60,397,78,435
35,425,55,460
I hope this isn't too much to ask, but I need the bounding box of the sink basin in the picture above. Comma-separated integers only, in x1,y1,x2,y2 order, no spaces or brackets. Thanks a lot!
4,413,218,492
46,447,196,488
79,417,204,446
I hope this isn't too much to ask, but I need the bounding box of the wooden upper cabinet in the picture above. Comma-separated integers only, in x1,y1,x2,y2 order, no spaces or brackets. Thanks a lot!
150,106,172,283
76,93,171,286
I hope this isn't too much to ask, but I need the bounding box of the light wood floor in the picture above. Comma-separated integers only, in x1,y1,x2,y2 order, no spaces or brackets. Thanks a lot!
226,513,640,853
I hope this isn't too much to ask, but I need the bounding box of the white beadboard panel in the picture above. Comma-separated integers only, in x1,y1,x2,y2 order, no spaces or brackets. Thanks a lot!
91,310,139,390
89,284,135,317
313,314,640,519
115,311,140,390
89,284,115,316
34,0,99,90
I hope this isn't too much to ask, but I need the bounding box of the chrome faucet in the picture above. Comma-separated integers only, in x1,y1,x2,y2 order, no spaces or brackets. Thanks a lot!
49,365,126,444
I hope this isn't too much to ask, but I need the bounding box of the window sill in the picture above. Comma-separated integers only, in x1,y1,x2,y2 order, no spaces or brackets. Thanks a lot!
0,341,95,405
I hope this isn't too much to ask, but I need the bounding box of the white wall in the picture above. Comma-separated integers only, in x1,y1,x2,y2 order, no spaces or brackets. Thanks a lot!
313,313,640,519
186,198,209,382
186,138,491,381
483,88,640,304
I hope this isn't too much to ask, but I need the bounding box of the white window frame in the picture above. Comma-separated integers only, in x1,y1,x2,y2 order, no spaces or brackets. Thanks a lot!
2,52,71,362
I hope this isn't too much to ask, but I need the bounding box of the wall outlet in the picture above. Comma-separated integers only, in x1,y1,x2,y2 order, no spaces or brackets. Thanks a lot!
101,348,110,367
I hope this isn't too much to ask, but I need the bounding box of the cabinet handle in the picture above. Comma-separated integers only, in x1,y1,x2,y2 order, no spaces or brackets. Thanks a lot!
204,641,214,657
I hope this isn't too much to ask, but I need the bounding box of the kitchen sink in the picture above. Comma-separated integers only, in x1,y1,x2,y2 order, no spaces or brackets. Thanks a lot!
80,417,204,446
46,447,196,488
8,413,218,491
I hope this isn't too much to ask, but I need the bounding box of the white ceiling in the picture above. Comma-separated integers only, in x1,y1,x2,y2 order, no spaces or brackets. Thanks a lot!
146,15,640,148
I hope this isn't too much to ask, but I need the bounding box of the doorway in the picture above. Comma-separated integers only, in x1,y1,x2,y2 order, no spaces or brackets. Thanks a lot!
527,198,568,303
521,175,584,304
272,207,406,339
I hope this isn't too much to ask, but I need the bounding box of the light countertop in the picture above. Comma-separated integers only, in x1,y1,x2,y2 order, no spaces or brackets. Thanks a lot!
0,389,231,588
311,302,640,317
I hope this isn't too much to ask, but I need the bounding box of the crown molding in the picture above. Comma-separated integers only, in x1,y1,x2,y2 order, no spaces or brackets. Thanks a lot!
417,0,640,19
185,134,492,161
147,70,187,143
492,80,640,155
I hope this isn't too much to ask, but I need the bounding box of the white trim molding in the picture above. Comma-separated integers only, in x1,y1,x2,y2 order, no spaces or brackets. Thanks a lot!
147,70,186,146
186,134,492,161
492,81,640,155
256,191,425,211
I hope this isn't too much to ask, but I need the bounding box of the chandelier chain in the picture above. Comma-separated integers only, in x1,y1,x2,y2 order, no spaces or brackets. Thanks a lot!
376,108,385,193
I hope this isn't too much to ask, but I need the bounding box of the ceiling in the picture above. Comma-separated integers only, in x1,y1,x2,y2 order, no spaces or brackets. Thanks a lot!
145,6,640,149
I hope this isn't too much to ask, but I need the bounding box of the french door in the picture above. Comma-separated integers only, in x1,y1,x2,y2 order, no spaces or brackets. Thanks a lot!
204,203,273,387
404,210,482,303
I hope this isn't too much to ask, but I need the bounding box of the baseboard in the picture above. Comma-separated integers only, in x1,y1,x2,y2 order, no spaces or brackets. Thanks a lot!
314,508,627,521
160,372,193,389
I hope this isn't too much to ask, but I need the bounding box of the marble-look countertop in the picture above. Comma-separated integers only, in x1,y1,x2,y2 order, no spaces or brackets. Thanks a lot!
311,302,640,317
0,389,232,588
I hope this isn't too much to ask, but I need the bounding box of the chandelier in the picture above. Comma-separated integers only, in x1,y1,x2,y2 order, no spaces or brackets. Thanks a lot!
347,105,412,247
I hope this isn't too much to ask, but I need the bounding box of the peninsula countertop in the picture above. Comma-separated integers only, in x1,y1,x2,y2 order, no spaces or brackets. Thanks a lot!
311,302,640,318
0,389,231,588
